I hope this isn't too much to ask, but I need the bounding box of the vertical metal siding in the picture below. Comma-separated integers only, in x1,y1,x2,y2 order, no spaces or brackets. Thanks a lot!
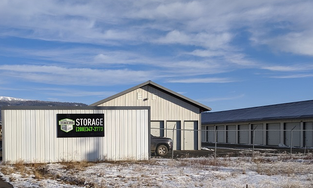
3,108,149,163
97,86,201,150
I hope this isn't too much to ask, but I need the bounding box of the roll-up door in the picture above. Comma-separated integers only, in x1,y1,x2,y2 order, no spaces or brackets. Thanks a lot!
285,122,301,147
227,125,236,144
166,121,181,150
206,126,215,143
304,122,313,147
217,125,225,143
239,124,249,144
252,124,263,145
267,123,280,146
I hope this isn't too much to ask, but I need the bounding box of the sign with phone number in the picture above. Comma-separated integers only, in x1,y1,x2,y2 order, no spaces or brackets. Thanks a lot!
57,114,104,137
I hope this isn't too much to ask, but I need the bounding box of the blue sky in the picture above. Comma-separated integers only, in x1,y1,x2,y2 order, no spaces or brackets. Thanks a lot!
0,0,313,111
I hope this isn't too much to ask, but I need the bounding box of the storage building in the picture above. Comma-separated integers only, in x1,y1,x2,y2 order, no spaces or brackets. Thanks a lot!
202,100,313,148
2,106,150,163
91,80,211,150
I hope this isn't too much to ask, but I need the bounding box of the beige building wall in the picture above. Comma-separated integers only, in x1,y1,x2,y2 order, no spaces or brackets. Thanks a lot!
96,85,202,150
97,86,201,120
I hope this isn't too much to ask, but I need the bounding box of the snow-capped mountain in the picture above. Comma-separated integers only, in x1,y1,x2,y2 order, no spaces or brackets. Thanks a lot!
0,96,87,122
0,96,29,102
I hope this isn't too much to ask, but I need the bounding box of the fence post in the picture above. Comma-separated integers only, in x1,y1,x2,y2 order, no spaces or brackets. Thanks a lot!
214,128,217,159
290,125,297,157
252,125,258,159
172,124,176,159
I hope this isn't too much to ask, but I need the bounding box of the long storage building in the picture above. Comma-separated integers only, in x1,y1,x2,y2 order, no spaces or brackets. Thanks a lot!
201,100,313,148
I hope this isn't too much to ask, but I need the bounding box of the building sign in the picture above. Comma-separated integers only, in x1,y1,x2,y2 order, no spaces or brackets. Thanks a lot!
57,114,104,137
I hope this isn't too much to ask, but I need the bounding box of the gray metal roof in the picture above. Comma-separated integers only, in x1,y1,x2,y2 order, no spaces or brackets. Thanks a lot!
202,100,313,124
91,80,211,112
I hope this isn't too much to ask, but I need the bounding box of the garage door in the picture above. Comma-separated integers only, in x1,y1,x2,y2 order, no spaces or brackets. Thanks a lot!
217,125,225,143
267,123,280,146
285,122,301,147
227,125,236,144
252,124,264,145
304,122,313,147
166,121,181,150
239,124,249,144
206,126,215,143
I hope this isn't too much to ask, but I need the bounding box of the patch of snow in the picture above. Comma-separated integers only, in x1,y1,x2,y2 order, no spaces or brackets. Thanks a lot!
201,147,214,151
1,155,312,188
278,143,288,147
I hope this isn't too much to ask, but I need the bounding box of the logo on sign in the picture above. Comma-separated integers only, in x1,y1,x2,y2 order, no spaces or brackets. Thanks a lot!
59,118,75,133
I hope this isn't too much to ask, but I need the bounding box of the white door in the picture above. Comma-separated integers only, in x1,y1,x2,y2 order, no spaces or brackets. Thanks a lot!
183,121,198,150
166,121,181,150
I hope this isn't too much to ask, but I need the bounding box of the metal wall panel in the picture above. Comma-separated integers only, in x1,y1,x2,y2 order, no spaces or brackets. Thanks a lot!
2,108,149,163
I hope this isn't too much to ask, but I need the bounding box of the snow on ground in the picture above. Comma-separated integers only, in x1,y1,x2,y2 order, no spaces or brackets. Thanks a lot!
1,153,313,188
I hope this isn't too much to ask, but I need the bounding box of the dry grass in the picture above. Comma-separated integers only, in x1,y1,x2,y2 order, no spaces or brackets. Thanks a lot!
60,160,94,171
1,152,312,187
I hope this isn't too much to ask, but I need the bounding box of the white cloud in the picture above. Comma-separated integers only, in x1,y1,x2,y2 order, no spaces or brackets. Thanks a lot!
271,74,313,79
168,77,236,84
262,64,313,72
0,0,312,84
262,31,313,56
0,65,154,86
188,49,225,58
155,30,233,50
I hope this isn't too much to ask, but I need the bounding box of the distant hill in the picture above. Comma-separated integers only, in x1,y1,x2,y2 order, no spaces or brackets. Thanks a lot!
0,96,87,122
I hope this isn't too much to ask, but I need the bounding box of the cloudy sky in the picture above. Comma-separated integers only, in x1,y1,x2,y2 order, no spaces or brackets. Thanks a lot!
0,0,313,111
